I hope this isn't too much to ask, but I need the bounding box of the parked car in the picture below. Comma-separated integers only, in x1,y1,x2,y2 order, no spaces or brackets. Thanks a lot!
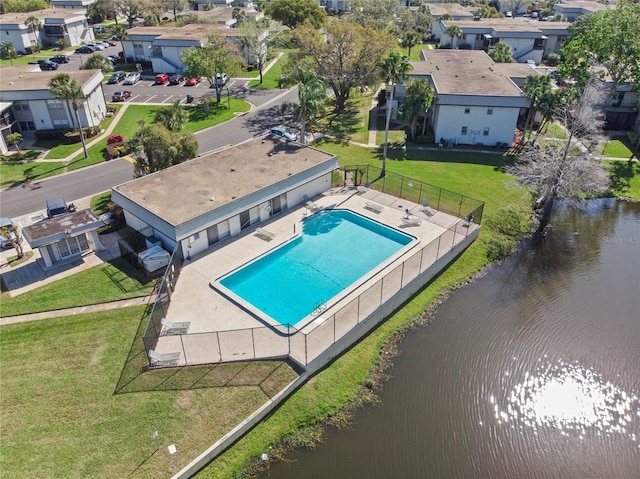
123,72,140,85
169,74,184,85
105,55,119,64
107,40,118,46
155,73,170,85
111,90,132,102
49,54,69,64
38,60,59,71
107,71,126,84
75,46,94,54
0,217,18,250
270,126,298,142
184,76,200,86
94,26,107,34
214,72,228,86
87,43,105,51
46,197,68,219
94,41,110,49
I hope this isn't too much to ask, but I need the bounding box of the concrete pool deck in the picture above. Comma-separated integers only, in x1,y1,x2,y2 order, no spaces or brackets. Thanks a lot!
153,185,478,367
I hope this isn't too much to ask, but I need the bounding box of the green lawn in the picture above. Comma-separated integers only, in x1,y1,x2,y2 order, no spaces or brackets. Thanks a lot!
398,42,436,61
0,47,72,67
600,138,636,159
0,154,65,189
604,159,640,199
0,306,298,478
248,50,295,89
182,98,250,133
0,258,154,317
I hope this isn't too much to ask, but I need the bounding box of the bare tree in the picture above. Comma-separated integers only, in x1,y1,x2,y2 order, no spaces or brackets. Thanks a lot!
506,82,611,238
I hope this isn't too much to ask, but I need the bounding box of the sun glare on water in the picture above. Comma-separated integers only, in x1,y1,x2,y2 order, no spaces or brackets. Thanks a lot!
492,360,640,442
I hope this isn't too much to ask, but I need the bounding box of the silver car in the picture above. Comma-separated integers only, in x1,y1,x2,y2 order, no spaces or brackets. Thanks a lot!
123,72,140,85
0,217,17,249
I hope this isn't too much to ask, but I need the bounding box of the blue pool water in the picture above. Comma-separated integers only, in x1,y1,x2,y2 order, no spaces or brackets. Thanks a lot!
218,210,414,328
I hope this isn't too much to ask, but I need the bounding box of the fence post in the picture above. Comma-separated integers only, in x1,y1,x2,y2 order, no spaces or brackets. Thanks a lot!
304,334,308,366
436,235,442,260
216,331,223,362
180,334,187,365
251,328,256,359
437,188,442,211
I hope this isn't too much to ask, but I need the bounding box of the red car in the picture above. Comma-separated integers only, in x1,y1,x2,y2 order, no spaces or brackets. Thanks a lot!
184,77,200,86
107,40,118,46
155,73,170,85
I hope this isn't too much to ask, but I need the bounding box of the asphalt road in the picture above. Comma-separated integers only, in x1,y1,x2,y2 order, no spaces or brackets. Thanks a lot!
0,87,299,219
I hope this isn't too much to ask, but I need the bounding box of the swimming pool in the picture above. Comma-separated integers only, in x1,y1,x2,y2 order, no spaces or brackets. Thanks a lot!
215,209,415,329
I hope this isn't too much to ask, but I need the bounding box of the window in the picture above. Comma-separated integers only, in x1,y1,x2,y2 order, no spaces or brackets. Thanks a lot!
487,108,493,115
483,127,490,136
19,121,36,131
239,210,251,230
461,126,468,135
13,102,30,111
47,100,64,110
464,107,470,114
53,119,70,128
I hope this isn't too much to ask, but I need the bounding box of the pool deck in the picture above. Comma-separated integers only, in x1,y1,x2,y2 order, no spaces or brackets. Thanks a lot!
153,186,478,366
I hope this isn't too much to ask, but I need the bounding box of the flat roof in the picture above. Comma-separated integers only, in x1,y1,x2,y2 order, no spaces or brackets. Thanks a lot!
114,136,337,226
444,18,572,33
0,8,85,25
411,50,538,96
554,0,612,12
426,3,476,16
0,66,100,92
22,209,102,246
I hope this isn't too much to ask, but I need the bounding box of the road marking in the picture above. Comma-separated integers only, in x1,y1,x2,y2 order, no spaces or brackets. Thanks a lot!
162,95,174,103
122,155,136,164
129,94,141,102
144,95,157,103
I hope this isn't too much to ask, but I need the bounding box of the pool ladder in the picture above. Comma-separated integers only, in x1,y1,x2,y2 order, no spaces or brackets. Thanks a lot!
312,300,327,316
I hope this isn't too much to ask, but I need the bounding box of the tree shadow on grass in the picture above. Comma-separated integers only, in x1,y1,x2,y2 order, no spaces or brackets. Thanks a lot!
607,159,639,196
320,106,361,141
405,144,513,170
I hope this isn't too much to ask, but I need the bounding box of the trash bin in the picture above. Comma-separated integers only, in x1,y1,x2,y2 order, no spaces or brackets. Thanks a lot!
186,95,194,104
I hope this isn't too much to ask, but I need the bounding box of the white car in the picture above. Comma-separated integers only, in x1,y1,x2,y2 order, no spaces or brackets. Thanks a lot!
87,43,105,51
123,72,140,85
270,127,298,142
0,217,18,249
94,41,110,49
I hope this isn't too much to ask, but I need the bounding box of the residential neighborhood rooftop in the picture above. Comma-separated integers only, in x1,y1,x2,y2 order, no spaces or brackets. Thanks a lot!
0,66,101,92
442,18,572,34
424,3,476,16
113,136,337,226
412,50,537,96
554,0,613,13
0,8,86,25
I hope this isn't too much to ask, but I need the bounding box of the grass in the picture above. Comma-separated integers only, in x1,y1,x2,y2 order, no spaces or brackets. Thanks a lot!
247,50,295,89
182,98,250,133
398,42,436,61
0,154,65,189
43,142,84,159
0,47,71,67
541,122,568,139
604,159,640,199
316,90,377,145
0,306,298,478
600,138,636,159
0,257,154,317
91,191,113,215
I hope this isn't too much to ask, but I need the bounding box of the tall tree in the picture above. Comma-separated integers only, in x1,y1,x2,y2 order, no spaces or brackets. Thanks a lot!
348,0,399,29
488,42,515,63
6,132,23,154
24,16,41,53
280,67,326,145
114,0,144,28
506,82,610,238
500,0,526,15
266,0,326,29
154,100,189,131
400,31,421,59
111,24,129,65
294,18,396,112
163,0,187,22
522,74,553,140
445,24,463,49
48,73,88,159
398,78,435,141
476,5,503,18
2,0,48,13
181,31,245,103
559,2,640,99
378,50,412,176
130,124,198,177
240,21,272,85
86,0,117,24
83,53,114,74
1,41,17,65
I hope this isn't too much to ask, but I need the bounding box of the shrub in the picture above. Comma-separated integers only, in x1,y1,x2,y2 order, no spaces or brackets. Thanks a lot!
415,133,435,145
545,52,561,66
106,141,128,159
486,236,513,262
35,128,73,141
458,43,472,50
107,134,125,145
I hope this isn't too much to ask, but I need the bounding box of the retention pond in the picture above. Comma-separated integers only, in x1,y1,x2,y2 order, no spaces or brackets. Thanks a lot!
262,199,640,478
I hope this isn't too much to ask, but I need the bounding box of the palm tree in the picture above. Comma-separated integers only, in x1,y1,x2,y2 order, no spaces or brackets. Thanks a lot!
398,78,436,141
83,53,114,74
378,51,412,176
400,31,421,59
445,24,463,49
48,73,88,158
154,100,190,131
111,24,128,65
280,67,326,145
25,16,42,54
523,75,553,140
488,42,515,63
1,41,17,65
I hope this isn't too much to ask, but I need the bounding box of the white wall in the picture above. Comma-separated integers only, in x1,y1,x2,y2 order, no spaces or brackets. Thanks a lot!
434,104,519,146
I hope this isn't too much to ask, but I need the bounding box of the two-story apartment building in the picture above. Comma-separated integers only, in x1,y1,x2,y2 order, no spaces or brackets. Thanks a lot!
0,66,106,140
434,18,571,64
0,9,94,54
50,0,95,8
396,49,539,147
552,0,613,22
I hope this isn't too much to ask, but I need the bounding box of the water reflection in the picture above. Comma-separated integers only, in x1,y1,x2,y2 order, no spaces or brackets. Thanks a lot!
495,360,639,442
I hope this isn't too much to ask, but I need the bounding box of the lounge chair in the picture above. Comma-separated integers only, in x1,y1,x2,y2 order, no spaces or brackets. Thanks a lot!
306,201,321,212
160,317,190,335
400,216,422,227
421,199,434,216
255,227,276,241
364,201,384,214
148,350,181,368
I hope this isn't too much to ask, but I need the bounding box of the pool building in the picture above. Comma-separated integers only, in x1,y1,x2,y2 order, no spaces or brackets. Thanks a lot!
111,135,482,373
